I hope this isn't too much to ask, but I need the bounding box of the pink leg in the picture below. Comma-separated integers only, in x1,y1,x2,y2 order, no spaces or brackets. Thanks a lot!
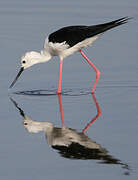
80,50,100,94
57,58,63,94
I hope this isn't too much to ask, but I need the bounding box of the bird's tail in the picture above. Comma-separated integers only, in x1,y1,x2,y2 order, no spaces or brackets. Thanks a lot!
89,17,132,36
102,17,131,29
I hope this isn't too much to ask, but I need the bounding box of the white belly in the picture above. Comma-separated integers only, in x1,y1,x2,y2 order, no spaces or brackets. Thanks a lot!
44,34,101,59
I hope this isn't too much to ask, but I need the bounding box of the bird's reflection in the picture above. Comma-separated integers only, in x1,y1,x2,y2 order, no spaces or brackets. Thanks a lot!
10,94,130,174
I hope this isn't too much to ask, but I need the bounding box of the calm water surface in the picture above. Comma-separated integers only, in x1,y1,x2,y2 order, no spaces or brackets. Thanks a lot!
0,0,138,179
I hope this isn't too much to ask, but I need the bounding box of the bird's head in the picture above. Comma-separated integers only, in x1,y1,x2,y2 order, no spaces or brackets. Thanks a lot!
21,51,43,69
9,51,51,88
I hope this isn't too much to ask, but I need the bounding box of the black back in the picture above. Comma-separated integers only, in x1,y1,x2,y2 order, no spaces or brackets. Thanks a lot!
49,17,129,47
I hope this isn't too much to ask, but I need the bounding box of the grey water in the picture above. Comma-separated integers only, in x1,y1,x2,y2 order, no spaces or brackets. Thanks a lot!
0,0,138,179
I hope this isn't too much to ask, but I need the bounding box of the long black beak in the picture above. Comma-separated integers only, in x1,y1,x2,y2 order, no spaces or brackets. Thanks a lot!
9,67,24,88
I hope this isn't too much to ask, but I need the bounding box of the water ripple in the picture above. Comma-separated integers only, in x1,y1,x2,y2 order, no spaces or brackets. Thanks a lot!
13,88,91,96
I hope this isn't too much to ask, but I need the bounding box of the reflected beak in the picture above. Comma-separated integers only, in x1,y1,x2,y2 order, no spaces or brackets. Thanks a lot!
9,67,24,88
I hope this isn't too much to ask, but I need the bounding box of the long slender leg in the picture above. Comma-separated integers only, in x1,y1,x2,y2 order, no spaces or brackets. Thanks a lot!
57,58,63,94
80,50,100,94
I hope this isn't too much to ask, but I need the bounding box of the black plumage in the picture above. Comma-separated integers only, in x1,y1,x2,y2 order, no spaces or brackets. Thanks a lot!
49,17,130,47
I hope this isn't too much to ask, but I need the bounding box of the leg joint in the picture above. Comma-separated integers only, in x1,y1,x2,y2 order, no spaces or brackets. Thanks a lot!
96,70,100,78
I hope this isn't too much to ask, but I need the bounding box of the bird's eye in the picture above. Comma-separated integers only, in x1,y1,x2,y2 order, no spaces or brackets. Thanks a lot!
22,60,26,64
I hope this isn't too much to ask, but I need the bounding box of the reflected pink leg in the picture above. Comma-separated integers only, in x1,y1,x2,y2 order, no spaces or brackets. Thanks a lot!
58,94,65,127
57,59,63,94
82,93,101,133
80,50,100,93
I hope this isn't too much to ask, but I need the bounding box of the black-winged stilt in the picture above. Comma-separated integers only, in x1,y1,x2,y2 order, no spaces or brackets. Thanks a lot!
10,17,130,93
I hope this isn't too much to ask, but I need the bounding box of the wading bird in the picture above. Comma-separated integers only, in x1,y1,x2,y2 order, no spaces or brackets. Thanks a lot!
10,17,130,93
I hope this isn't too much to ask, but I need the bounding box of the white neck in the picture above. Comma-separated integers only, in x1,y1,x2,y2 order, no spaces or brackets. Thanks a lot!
40,50,52,62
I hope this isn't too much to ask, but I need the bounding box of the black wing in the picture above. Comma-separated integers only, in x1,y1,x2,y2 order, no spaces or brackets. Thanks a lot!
49,17,130,47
